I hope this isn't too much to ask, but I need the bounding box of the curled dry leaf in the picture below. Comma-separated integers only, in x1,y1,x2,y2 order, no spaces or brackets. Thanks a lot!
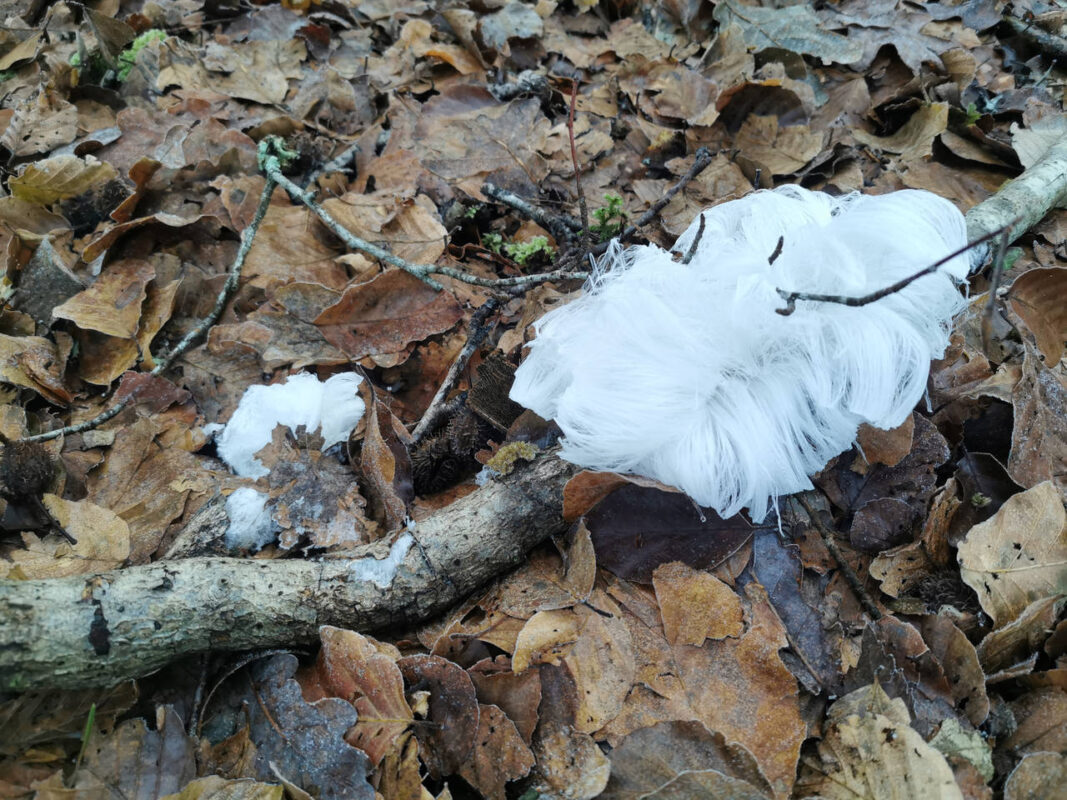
4,495,130,579
160,775,284,800
957,481,1067,629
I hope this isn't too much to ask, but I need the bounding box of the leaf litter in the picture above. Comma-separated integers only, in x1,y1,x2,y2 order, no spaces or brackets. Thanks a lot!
0,0,1065,798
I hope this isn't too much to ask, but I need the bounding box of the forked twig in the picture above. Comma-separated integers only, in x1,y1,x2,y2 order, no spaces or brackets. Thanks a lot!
774,221,1018,316
569,79,591,248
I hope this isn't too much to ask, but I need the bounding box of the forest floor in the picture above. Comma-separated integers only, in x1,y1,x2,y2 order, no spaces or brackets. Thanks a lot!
1,1,1067,799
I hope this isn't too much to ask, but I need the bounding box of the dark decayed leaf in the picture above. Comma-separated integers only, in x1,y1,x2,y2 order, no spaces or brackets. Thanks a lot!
397,654,480,779
204,655,374,800
585,484,767,583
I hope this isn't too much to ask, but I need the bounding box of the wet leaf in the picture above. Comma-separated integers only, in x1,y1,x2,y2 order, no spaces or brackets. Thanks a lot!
585,484,763,583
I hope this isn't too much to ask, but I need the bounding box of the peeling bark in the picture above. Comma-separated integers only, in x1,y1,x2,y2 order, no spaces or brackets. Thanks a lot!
0,454,576,691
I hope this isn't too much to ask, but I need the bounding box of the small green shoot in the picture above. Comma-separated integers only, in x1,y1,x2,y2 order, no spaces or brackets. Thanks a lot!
463,204,481,220
504,236,555,266
71,703,96,783
591,193,626,242
964,103,981,126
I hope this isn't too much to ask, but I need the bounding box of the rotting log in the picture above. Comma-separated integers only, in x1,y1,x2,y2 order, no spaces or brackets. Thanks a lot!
0,453,576,691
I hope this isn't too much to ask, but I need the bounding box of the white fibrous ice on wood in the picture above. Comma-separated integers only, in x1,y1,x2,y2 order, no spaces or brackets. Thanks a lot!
509,186,969,521
217,372,365,479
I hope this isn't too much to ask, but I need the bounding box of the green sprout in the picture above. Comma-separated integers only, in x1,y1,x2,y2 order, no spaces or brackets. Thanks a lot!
117,29,167,81
504,235,554,266
591,193,626,242
463,204,481,220
964,102,981,126
482,232,504,254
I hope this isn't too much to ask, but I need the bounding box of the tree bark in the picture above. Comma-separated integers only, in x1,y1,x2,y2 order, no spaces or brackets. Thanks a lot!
0,454,576,691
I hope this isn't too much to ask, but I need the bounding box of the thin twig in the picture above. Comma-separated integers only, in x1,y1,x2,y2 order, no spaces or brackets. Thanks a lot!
1003,15,1067,60
412,298,501,444
794,495,883,622
482,182,581,243
682,214,705,265
768,235,784,265
265,155,588,291
569,79,590,248
594,147,715,255
22,164,280,444
774,221,1018,316
306,140,361,185
263,161,446,290
980,229,1010,357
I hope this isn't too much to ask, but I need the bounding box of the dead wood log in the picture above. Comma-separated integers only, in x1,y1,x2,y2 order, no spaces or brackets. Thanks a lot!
0,454,576,691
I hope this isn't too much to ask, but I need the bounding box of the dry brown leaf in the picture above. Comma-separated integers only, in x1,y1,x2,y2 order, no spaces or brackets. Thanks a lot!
1006,687,1067,754
857,416,916,468
0,333,71,405
1009,268,1067,366
8,154,119,206
3,496,130,579
1005,752,1067,800
976,595,1066,675
958,481,1067,628
0,93,77,157
456,704,534,800
396,654,479,780
1008,350,1067,496
161,775,284,800
563,595,636,734
796,684,963,800
513,609,579,673
734,115,824,175
653,562,743,646
299,627,413,767
467,658,542,745
53,258,154,339
315,270,463,361
156,38,306,105
359,397,413,533
603,720,773,800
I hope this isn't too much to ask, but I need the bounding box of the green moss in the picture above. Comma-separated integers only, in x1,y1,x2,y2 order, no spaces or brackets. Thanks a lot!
503,235,554,266
117,29,167,81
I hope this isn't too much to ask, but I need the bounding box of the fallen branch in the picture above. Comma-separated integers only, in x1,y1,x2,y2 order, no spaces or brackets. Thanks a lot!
965,130,1067,247
0,452,576,691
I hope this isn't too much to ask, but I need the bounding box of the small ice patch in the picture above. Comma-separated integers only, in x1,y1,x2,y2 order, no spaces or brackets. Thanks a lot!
351,532,413,588
217,372,365,478
225,487,278,552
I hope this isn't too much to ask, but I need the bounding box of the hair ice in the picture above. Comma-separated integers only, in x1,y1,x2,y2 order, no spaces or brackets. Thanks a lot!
509,186,969,521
